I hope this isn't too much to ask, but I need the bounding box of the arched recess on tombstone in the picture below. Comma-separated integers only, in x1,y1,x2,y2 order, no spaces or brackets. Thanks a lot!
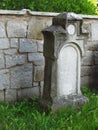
57,43,81,97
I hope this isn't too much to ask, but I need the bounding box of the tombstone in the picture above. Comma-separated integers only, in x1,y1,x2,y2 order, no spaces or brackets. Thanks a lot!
41,12,88,110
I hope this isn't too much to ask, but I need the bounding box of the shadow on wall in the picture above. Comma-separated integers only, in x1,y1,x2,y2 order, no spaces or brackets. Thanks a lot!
81,43,98,90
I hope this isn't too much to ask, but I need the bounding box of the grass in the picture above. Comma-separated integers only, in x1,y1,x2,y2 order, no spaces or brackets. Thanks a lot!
0,87,98,130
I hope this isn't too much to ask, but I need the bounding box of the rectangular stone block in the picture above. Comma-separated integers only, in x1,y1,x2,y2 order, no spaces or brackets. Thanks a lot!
19,39,37,52
7,21,27,37
0,90,4,101
10,38,19,48
27,17,52,39
18,87,39,99
92,23,98,41
5,89,17,102
11,63,33,88
34,66,44,81
4,49,17,55
37,40,43,52
82,51,94,66
0,50,5,69
28,53,45,65
0,22,6,37
5,54,27,68
0,38,9,49
0,69,10,90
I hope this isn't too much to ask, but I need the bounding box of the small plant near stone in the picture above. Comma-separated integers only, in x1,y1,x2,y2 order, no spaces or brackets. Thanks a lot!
0,87,98,130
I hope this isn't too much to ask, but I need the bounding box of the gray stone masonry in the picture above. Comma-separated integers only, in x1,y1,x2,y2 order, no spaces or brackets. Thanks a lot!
0,22,6,37
11,63,33,88
7,21,27,38
19,39,37,53
0,10,98,102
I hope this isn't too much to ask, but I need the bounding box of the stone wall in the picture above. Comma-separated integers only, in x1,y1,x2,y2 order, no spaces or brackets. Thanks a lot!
0,9,98,101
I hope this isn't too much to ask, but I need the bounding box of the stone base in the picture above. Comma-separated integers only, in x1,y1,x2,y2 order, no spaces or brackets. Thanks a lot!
51,95,88,110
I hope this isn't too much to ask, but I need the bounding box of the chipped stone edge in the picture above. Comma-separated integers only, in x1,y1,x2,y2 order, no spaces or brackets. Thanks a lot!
0,9,98,19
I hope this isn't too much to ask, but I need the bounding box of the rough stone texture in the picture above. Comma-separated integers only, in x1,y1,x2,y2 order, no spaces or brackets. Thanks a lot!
86,41,98,51
19,39,37,53
0,38,9,49
94,51,98,65
7,21,27,38
28,53,45,65
34,66,44,81
81,66,95,77
82,51,94,66
0,10,97,101
10,38,19,48
4,48,17,55
18,87,39,100
33,82,39,87
92,23,98,41
0,90,4,101
81,76,95,87
11,63,32,88
0,69,10,90
0,50,5,69
37,40,43,52
0,22,6,37
5,54,27,68
52,95,88,110
5,89,17,102
27,17,52,39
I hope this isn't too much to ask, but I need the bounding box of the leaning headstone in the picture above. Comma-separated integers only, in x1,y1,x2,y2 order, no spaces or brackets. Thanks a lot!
41,12,88,110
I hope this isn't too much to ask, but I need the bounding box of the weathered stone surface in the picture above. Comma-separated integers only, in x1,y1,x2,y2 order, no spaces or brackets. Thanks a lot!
57,45,81,96
82,51,94,66
37,40,43,52
0,38,9,49
0,69,10,90
0,22,6,37
81,76,95,87
81,66,95,77
86,42,98,51
18,87,39,99
94,51,98,65
5,54,26,68
4,49,17,55
92,23,98,41
33,82,39,87
19,39,37,52
10,38,19,48
7,21,27,37
27,17,52,39
0,90,4,101
5,89,17,102
0,50,5,69
34,66,44,81
28,53,45,65
11,63,32,88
